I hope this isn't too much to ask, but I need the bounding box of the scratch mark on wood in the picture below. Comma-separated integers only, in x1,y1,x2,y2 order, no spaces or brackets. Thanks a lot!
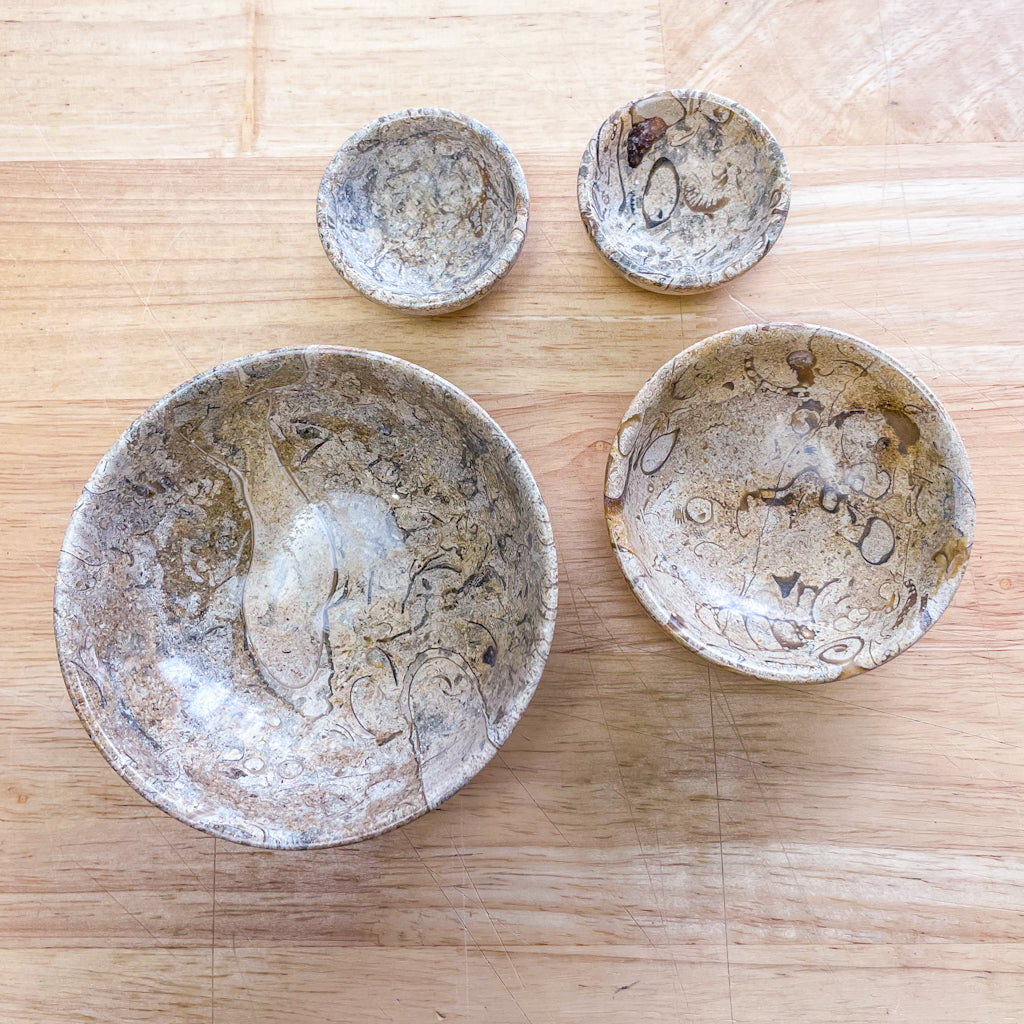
405,832,532,1021
730,293,767,323
445,827,525,991
494,750,574,847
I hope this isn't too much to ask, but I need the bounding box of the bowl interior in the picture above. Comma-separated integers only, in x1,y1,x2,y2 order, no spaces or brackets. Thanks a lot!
319,112,525,309
605,324,975,681
55,348,556,847
579,90,789,292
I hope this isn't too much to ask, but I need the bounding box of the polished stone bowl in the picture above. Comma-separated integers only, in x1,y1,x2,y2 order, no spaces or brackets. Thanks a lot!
605,323,975,682
317,108,529,314
578,89,790,293
54,348,557,848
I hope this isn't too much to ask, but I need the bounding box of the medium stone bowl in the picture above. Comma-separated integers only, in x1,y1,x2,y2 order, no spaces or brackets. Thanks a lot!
578,89,790,293
605,323,975,682
54,347,557,848
317,108,529,314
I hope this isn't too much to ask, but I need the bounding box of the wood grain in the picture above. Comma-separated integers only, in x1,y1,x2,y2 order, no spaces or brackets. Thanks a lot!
2,1,1023,1021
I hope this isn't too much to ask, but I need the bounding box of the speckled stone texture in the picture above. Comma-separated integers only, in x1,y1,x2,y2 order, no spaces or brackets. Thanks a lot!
317,108,529,314
605,324,975,682
578,90,789,293
54,347,557,848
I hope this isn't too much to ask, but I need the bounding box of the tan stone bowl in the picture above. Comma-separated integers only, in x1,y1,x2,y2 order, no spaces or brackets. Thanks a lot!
605,324,975,682
317,108,529,314
54,347,558,848
578,89,790,293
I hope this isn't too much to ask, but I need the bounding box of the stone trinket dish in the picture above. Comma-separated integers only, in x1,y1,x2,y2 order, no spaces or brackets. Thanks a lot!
578,89,790,294
54,347,557,848
605,323,975,682
317,108,529,314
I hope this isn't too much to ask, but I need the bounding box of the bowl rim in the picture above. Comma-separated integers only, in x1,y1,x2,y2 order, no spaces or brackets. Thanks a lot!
577,89,791,294
604,322,976,682
53,345,559,849
317,108,530,315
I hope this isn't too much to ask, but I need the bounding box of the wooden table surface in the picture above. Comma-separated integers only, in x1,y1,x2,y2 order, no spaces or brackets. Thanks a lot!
3,2,1023,1021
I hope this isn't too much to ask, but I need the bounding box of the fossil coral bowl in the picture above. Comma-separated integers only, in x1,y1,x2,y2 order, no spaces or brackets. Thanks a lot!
317,108,530,314
53,347,558,848
605,323,975,682
578,89,790,294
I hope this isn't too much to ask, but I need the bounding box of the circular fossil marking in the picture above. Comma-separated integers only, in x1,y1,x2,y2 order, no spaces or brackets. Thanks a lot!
685,497,714,524
642,158,680,228
640,429,678,474
817,636,865,666
857,516,896,565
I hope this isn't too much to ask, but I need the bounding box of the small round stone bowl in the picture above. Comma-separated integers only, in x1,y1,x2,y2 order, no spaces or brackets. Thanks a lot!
578,89,790,294
317,108,529,315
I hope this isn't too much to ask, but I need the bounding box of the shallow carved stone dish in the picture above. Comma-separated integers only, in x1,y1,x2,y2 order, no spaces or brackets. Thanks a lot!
605,324,975,682
578,89,789,293
54,347,558,848
317,108,529,314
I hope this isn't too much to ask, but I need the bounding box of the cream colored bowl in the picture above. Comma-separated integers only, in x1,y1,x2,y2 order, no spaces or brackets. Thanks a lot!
54,347,557,847
578,90,789,293
318,109,529,314
605,324,974,681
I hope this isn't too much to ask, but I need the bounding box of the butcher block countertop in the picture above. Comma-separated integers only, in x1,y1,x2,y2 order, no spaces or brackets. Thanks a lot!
2,2,1023,1021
